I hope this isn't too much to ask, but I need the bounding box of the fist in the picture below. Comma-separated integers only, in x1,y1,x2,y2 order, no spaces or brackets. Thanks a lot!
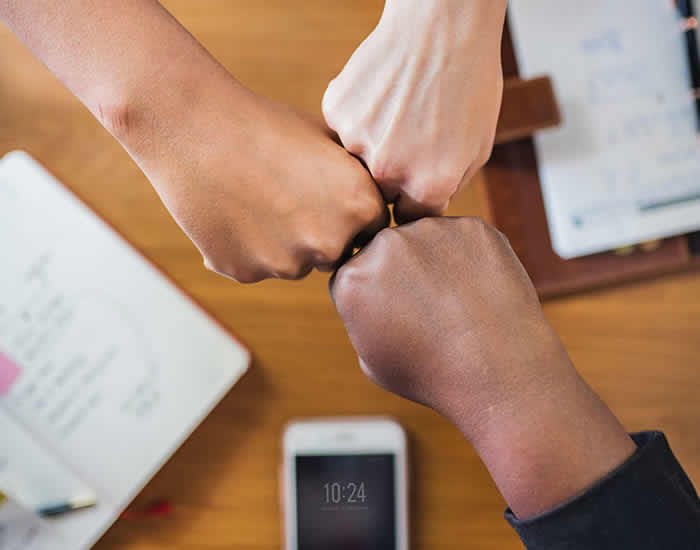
330,217,567,429
140,93,389,283
322,1,506,223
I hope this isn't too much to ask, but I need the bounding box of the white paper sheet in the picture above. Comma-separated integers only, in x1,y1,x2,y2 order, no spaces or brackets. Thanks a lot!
0,152,250,549
508,0,700,258
0,413,94,512
0,492,64,550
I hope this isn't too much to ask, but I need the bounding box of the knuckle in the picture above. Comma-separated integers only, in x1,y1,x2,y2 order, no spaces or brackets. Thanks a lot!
413,215,444,229
275,267,305,281
304,232,346,266
341,136,366,157
345,175,382,223
367,153,402,185
331,262,365,312
406,215,446,237
455,215,487,235
233,270,264,284
434,171,464,199
316,241,346,266
457,216,506,244
254,247,309,281
331,256,371,317
271,255,311,280
409,181,454,214
372,226,406,252
407,172,461,210
355,193,383,226
328,119,364,156
204,257,263,284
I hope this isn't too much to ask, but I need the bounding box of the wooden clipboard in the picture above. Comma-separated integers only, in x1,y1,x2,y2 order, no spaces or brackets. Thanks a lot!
486,20,700,300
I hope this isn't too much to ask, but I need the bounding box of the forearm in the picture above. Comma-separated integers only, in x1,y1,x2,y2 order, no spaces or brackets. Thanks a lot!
451,328,637,519
381,0,507,48
0,0,250,163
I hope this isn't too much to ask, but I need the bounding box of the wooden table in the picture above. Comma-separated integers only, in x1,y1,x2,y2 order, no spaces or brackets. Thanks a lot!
2,2,699,548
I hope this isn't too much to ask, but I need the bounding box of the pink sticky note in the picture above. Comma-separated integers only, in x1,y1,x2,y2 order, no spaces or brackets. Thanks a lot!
0,351,21,396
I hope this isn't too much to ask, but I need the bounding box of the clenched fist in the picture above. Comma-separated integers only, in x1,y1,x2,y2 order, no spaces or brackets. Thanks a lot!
330,217,636,518
140,94,389,282
329,217,557,426
110,67,389,282
322,1,506,223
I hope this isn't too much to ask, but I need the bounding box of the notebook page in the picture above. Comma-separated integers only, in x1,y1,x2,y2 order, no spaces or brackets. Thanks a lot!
0,492,65,550
0,151,250,549
0,412,94,511
508,0,700,258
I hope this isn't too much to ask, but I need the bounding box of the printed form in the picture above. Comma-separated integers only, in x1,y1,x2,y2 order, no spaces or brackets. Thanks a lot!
509,0,700,258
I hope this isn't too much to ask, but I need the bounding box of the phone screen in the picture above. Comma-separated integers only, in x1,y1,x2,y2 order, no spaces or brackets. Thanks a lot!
295,454,396,550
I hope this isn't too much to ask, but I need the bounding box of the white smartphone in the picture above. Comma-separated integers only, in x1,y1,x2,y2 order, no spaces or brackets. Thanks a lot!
282,418,409,550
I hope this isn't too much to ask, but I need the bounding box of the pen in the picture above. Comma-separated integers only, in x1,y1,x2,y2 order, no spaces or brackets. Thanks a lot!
678,0,700,131
37,494,96,517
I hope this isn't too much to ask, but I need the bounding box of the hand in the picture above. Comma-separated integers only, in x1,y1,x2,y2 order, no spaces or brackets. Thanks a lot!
111,77,388,283
322,1,506,223
2,0,388,284
330,217,635,518
330,217,548,421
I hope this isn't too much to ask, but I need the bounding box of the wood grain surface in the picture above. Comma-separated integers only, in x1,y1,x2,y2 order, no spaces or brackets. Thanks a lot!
1,2,699,548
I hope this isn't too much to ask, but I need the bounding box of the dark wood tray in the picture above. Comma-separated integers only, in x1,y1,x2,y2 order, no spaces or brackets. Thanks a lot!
485,21,700,299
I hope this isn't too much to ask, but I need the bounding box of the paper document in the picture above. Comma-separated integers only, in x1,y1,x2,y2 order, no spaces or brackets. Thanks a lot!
0,152,250,549
0,413,95,513
508,0,700,258
0,492,64,550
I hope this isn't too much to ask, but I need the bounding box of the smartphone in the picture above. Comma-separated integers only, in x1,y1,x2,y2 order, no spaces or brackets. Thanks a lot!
283,418,409,550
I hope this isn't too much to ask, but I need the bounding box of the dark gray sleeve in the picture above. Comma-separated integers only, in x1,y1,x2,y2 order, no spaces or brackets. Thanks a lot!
505,432,700,550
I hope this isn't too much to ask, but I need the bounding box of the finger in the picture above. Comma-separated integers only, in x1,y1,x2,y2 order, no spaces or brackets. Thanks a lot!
316,205,389,273
393,192,448,225
328,257,351,306
275,261,315,281
316,243,353,273
354,203,391,248
327,226,383,302
377,180,402,204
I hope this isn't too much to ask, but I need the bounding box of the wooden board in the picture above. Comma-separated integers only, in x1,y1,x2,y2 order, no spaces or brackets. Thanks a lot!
485,21,699,299
1,3,699,549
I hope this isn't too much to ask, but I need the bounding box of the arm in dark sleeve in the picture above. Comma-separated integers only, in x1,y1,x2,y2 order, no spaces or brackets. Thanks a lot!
506,432,700,550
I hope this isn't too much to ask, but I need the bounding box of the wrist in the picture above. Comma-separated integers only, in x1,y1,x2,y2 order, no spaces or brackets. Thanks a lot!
381,0,507,43
447,328,636,518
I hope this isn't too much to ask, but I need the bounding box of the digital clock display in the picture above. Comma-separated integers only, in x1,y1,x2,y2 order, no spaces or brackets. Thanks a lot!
295,454,395,549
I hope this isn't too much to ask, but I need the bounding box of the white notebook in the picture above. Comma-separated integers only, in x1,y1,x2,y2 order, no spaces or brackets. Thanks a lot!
508,0,700,258
0,151,250,549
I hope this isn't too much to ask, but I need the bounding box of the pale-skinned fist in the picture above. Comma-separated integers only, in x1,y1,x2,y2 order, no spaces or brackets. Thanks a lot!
322,1,506,223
